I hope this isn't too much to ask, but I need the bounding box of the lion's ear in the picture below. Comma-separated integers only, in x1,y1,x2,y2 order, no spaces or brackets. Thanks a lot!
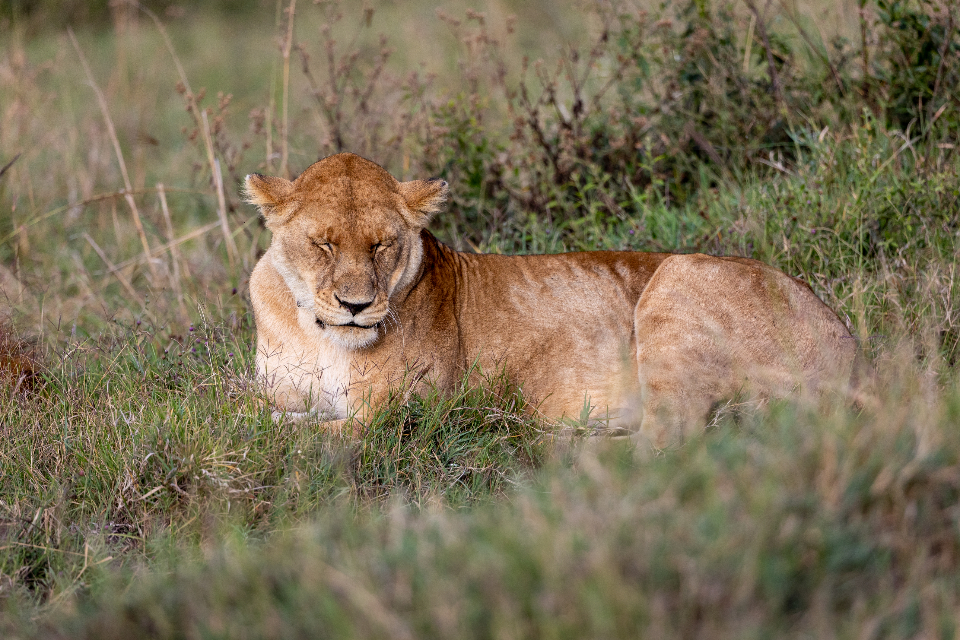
398,178,448,227
244,173,298,228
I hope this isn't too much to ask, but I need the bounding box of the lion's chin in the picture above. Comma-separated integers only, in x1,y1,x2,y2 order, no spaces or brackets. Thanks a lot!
322,323,381,350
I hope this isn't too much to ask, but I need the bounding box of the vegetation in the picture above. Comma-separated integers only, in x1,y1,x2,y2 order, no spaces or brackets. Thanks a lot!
1,0,959,637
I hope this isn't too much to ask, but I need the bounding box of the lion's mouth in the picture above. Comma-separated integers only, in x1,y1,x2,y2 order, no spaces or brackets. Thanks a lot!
315,319,381,330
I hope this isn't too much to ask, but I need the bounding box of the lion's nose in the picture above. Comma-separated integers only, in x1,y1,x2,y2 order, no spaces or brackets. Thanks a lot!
335,295,373,316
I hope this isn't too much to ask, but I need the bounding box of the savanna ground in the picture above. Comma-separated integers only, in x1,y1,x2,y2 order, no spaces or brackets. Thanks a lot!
1,0,959,637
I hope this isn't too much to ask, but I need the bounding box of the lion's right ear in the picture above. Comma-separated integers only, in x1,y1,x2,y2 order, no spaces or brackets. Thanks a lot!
244,174,298,228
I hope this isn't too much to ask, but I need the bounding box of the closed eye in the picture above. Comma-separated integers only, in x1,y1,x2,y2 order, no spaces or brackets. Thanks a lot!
312,239,333,251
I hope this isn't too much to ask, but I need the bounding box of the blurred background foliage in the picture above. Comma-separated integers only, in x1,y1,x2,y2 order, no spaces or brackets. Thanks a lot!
1,0,956,355
4,0,273,31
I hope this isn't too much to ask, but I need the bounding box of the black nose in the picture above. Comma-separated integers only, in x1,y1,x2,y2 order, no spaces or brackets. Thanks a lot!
335,295,372,316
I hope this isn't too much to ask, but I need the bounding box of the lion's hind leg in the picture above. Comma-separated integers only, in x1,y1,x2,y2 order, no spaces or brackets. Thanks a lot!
631,253,855,448
632,311,736,449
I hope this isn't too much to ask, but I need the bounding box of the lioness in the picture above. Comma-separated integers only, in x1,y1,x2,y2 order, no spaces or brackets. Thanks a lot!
246,153,855,446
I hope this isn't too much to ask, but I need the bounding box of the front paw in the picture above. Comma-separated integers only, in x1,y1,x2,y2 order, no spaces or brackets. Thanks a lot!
271,408,316,423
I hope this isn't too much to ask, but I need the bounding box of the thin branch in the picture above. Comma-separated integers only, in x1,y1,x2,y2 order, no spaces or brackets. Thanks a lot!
930,5,955,117
778,1,844,96
108,220,222,273
157,183,189,319
266,0,285,173
742,0,784,107
281,0,297,179
83,232,147,311
0,153,21,181
68,28,159,282
205,117,238,269
134,2,238,268
858,0,871,104
2,186,203,247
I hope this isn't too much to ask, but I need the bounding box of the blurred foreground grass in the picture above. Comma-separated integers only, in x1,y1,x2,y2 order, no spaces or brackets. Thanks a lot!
4,341,960,638
1,0,960,637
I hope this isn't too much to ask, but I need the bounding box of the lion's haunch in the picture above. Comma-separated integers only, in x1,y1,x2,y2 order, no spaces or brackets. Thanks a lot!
246,152,856,446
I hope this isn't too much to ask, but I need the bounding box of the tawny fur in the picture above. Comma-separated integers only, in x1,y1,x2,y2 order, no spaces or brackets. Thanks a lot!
246,153,855,446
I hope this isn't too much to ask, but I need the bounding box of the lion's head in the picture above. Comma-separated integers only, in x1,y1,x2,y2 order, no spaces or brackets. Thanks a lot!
245,153,447,349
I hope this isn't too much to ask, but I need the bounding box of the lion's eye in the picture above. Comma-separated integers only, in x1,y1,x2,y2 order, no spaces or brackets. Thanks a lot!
371,243,386,255
312,239,333,252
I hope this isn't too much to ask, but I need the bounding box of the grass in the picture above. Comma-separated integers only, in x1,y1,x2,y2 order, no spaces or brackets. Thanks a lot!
10,367,960,638
1,0,960,637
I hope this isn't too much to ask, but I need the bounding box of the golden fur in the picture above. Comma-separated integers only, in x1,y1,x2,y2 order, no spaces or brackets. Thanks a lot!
246,153,855,446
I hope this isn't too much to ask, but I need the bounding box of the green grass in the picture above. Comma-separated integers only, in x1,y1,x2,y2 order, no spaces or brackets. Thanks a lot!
11,370,960,638
1,0,960,637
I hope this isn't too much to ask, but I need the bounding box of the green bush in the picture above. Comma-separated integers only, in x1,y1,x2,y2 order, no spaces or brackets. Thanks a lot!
872,0,960,130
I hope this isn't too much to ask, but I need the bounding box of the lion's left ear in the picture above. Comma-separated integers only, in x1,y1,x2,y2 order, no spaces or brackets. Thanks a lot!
398,178,448,227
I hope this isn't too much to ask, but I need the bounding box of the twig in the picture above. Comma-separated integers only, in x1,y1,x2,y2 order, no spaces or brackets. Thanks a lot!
929,5,955,120
1,186,203,246
68,28,159,282
281,0,297,179
0,541,98,557
266,0,285,172
743,0,784,107
778,1,844,95
108,220,221,273
206,124,238,268
83,232,145,308
685,121,725,167
743,14,755,74
858,0,870,104
157,183,189,319
0,153,20,181
134,2,238,268
755,157,796,176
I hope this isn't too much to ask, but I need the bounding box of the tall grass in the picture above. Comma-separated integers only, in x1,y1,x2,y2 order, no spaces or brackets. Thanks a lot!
11,361,960,638
1,0,959,636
